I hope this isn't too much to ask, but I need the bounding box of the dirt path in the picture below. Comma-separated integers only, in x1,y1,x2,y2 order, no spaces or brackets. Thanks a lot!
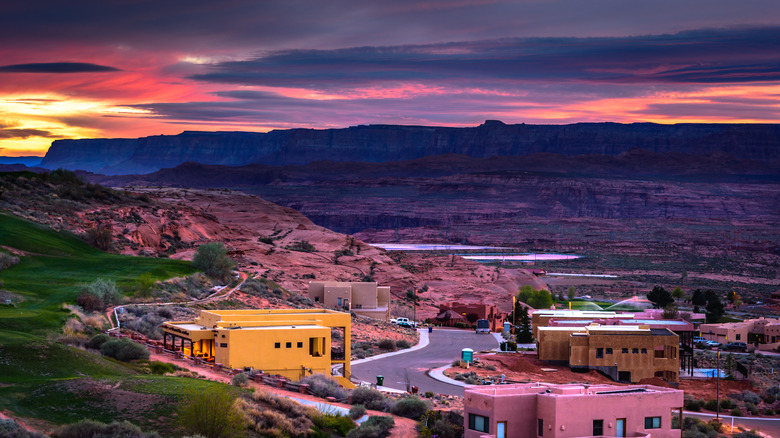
149,352,417,437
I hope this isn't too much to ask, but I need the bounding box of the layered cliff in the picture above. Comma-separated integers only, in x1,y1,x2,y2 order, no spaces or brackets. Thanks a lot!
42,121,780,174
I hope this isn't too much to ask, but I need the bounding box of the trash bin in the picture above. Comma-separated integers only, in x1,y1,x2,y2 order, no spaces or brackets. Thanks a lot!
428,325,433,333
376,375,384,386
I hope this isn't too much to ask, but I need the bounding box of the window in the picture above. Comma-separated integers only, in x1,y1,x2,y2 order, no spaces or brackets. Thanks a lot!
285,342,291,348
220,343,227,348
538,419,544,436
497,421,506,438
606,348,613,354
596,348,604,358
297,342,303,348
275,342,280,348
736,334,741,340
622,348,628,353
632,348,639,354
337,297,343,306
644,416,661,429
641,348,647,354
593,419,604,435
468,414,489,433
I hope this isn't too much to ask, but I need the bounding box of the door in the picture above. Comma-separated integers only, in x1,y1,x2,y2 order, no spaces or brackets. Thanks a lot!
616,418,625,437
496,421,506,438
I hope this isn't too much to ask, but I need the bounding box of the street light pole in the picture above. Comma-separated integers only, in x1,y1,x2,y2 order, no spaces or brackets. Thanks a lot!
716,349,721,421
413,289,417,324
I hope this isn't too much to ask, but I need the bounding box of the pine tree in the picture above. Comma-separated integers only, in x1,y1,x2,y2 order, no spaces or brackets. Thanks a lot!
516,305,533,344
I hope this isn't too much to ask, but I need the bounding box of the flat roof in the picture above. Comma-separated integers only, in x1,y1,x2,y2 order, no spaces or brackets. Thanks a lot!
465,382,679,397
174,323,210,331
226,324,326,331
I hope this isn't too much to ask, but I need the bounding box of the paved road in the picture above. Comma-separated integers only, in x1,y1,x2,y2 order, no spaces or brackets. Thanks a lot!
351,328,499,396
685,412,780,437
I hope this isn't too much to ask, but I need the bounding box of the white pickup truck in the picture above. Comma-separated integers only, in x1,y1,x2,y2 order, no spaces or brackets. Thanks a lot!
390,317,418,328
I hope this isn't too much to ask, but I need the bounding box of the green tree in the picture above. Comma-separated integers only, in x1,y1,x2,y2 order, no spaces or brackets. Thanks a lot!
671,286,684,300
77,278,120,311
705,294,725,323
566,286,576,301
136,272,156,298
647,286,674,309
192,242,234,283
516,306,533,343
662,303,679,320
178,386,247,438
517,285,553,309
691,289,707,306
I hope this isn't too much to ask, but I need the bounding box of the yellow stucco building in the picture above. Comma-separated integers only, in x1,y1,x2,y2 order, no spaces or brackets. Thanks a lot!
161,309,353,387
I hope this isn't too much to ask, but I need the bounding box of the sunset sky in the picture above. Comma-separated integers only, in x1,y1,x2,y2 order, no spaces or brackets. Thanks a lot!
2,0,780,156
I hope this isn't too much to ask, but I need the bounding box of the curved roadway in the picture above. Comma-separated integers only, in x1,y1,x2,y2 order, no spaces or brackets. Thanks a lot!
351,328,499,396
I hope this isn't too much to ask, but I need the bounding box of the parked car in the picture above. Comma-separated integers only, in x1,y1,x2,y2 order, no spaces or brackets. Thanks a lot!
693,336,706,344
723,342,747,352
475,319,490,334
702,340,721,348
392,317,418,328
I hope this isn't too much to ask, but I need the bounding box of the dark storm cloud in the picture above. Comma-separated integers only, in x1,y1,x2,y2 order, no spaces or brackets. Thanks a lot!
0,128,62,139
190,27,780,89
0,62,120,73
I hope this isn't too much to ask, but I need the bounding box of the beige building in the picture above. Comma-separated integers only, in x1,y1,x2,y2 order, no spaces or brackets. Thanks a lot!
538,325,680,383
700,317,780,350
308,281,390,321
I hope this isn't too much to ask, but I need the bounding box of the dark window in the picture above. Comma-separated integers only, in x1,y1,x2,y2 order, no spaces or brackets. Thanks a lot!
297,342,303,348
314,297,319,302
220,343,227,348
221,334,225,338
736,334,741,340
606,348,613,354
641,348,647,354
644,416,661,429
632,348,639,354
286,342,292,348
538,419,544,436
275,342,280,348
593,419,604,435
622,348,628,353
468,414,489,433
596,348,604,358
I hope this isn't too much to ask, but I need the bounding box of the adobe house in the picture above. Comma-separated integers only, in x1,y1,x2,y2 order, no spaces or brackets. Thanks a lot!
161,309,353,387
437,302,506,331
308,281,390,321
537,325,680,384
464,382,683,438
700,317,780,350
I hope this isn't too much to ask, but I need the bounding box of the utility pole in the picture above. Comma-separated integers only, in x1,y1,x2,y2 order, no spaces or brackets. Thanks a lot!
413,289,417,323
716,349,721,421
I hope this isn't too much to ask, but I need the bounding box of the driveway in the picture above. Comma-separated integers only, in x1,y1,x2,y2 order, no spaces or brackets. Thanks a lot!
351,328,499,396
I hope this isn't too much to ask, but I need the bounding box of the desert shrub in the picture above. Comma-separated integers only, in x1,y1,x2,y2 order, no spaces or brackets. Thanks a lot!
451,358,461,367
242,389,319,437
240,279,269,296
349,405,366,420
741,390,761,405
500,341,517,351
765,409,775,416
149,361,177,375
453,374,466,381
86,333,111,350
0,252,20,271
314,414,356,436
51,420,159,438
78,278,121,311
0,418,47,438
390,397,429,420
299,374,348,400
745,402,759,415
377,339,396,351
424,391,434,398
83,227,113,252
733,431,762,438
346,416,394,438
731,407,743,416
762,386,780,403
180,387,246,438
121,311,166,340
100,338,150,362
351,387,391,411
703,398,733,411
231,372,249,387
683,395,703,411
484,364,497,371
395,339,412,349
286,240,316,253
681,417,719,438
418,410,464,438
192,242,234,283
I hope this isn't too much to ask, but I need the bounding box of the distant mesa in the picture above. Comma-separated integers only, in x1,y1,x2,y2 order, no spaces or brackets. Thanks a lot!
38,121,780,175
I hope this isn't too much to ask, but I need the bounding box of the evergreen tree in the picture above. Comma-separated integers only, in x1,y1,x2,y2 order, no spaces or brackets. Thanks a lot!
647,286,674,309
705,294,725,323
516,306,533,344
691,289,707,306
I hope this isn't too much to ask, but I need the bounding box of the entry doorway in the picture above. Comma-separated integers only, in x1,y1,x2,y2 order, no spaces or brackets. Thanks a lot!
496,421,506,438
616,418,626,437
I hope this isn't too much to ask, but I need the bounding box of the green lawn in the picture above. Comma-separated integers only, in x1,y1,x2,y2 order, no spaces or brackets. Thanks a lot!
0,213,216,434
0,213,196,334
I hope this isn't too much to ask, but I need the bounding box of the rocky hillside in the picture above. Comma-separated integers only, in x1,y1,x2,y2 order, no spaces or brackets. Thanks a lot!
41,121,780,174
